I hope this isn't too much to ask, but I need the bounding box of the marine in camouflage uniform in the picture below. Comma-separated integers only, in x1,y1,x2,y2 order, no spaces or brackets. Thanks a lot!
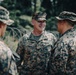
16,12,57,75
0,6,18,75
0,39,18,75
48,11,76,75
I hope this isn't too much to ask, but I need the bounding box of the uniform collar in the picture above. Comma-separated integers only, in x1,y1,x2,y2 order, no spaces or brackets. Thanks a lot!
60,27,74,37
30,31,47,41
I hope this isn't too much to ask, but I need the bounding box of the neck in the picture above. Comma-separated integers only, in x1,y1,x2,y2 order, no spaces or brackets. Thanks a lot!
61,25,73,34
32,29,43,36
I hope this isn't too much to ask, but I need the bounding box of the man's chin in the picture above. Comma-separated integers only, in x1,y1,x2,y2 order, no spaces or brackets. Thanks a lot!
39,28,45,32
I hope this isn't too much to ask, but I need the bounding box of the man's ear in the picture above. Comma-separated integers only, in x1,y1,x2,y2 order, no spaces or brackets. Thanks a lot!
0,25,2,28
0,22,3,28
62,20,66,25
31,19,35,26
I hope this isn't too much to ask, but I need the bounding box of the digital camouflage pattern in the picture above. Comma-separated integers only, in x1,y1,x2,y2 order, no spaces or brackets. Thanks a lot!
0,6,14,25
48,28,76,75
0,39,18,75
16,31,56,75
56,11,76,22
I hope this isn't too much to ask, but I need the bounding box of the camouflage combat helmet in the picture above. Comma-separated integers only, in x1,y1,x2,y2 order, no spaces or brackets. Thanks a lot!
56,11,76,22
32,12,47,21
0,6,14,25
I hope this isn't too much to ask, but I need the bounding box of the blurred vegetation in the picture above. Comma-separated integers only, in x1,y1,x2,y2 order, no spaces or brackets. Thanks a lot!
0,0,76,51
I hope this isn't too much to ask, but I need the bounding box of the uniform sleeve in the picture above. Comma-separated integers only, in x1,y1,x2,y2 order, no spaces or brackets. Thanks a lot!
9,54,18,75
16,37,25,67
48,42,69,75
0,49,18,75
52,34,57,44
0,53,9,75
48,34,57,51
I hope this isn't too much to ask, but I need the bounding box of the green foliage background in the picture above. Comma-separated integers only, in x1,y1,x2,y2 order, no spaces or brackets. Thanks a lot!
0,0,76,51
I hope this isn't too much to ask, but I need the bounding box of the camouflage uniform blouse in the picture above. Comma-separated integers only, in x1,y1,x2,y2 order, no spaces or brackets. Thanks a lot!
16,31,56,75
0,39,18,75
48,28,76,75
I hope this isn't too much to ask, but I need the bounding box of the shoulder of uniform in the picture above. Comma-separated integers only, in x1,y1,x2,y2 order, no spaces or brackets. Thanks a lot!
44,31,57,42
0,41,4,46
0,41,7,55
44,31,56,38
20,32,31,41
23,32,31,38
